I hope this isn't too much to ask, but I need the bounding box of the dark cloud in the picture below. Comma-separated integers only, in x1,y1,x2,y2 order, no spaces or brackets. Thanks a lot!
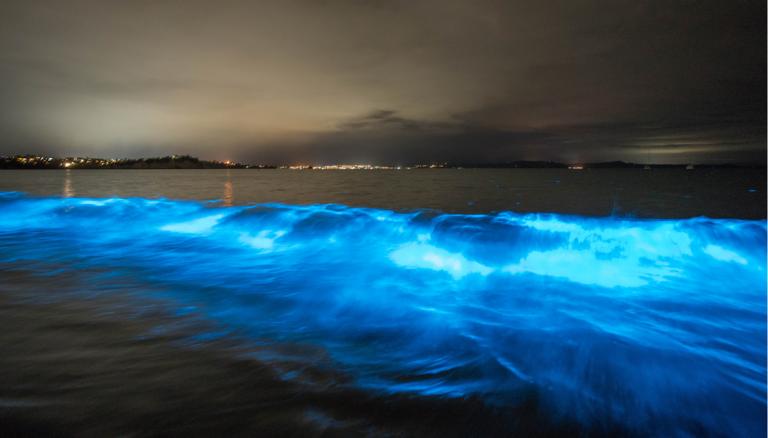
338,110,426,132
0,0,764,164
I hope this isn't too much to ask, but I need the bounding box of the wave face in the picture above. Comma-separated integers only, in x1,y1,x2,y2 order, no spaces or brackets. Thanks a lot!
0,192,765,436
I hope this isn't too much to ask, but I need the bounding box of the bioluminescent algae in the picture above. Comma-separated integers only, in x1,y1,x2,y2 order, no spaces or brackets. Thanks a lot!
0,192,765,436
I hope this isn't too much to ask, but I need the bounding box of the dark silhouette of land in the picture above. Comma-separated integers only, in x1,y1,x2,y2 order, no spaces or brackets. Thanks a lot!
458,160,764,169
0,155,271,169
0,155,763,170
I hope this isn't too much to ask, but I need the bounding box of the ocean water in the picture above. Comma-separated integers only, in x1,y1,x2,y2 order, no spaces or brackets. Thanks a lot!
0,168,764,218
0,169,765,436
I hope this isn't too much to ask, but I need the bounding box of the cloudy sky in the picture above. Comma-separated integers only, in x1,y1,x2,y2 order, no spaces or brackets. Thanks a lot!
0,0,764,164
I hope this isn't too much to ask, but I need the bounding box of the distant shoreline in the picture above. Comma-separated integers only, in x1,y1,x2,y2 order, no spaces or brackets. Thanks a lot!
1,155,764,170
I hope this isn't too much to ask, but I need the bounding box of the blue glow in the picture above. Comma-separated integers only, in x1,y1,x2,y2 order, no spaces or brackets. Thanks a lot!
160,214,225,234
0,192,765,436
704,244,749,265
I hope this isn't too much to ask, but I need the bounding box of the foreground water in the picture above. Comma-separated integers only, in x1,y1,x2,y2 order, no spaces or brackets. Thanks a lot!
0,191,765,437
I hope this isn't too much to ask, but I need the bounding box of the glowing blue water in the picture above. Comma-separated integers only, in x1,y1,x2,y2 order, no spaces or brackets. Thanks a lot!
0,192,765,436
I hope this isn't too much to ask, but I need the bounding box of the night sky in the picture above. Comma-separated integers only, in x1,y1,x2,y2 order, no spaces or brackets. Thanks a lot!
0,0,764,164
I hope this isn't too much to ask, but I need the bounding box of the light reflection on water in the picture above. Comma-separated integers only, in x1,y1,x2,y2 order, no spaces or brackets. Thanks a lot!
62,169,74,198
223,179,234,207
0,192,765,437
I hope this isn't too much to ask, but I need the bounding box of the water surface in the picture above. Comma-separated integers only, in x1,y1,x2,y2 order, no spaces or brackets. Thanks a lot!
0,168,764,218
0,169,765,436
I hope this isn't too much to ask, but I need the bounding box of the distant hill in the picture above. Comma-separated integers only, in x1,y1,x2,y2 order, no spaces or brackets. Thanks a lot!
0,155,275,169
449,160,764,169
110,156,245,169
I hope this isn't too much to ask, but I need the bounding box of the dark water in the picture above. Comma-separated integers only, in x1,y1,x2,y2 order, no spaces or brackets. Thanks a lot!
0,170,765,437
0,168,764,218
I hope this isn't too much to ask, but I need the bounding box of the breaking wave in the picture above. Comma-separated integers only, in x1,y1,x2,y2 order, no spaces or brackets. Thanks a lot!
0,192,765,436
